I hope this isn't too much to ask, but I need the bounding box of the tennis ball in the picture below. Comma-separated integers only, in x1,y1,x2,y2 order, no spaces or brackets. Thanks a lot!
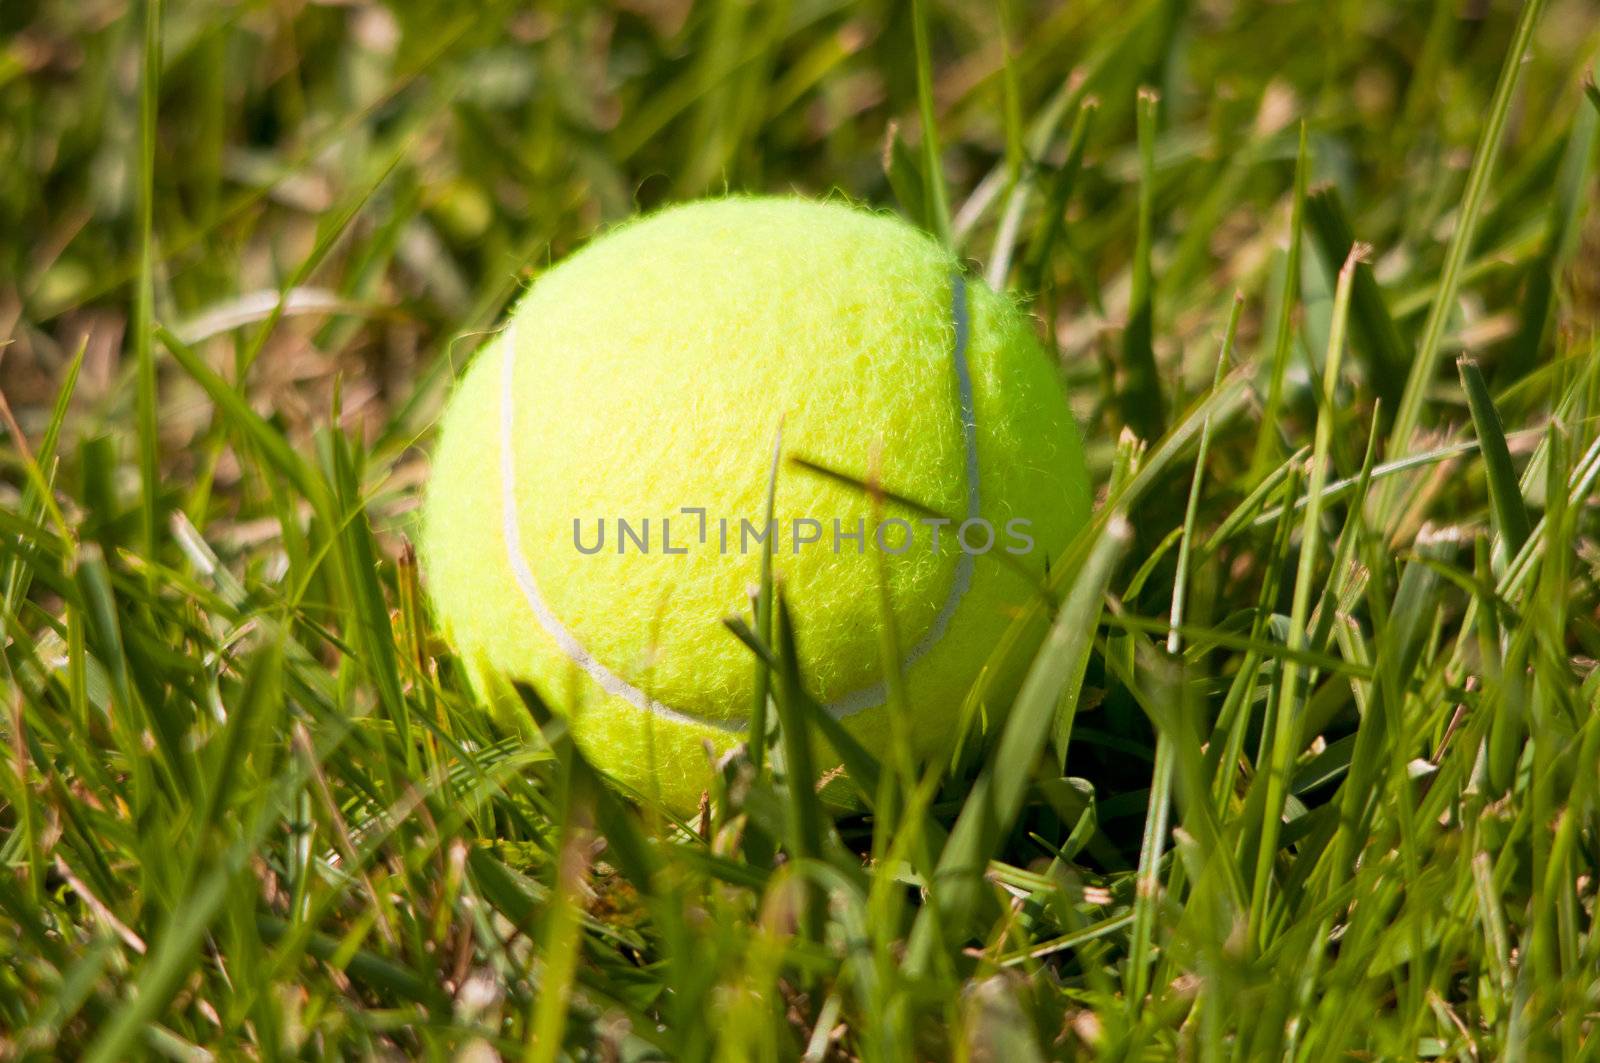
422,196,1090,813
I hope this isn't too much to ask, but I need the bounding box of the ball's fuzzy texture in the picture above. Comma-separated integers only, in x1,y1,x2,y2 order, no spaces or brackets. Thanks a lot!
422,196,1091,812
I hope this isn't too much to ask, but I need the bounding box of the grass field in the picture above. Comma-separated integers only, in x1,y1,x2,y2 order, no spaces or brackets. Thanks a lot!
4,0,1600,1058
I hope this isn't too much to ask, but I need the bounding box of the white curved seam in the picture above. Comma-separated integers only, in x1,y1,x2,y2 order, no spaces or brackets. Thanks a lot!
822,272,977,716
498,324,743,733
500,271,978,728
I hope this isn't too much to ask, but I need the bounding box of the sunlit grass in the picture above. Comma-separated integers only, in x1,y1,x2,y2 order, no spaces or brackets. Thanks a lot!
3,0,1600,1058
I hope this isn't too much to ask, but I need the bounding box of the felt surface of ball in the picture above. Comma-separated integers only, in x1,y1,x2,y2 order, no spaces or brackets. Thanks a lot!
422,196,1091,812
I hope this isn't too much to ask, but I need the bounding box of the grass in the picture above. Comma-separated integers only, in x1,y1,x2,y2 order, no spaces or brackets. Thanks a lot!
3,0,1600,1058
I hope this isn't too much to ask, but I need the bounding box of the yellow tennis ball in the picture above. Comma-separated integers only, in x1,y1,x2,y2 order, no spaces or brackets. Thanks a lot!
422,196,1091,812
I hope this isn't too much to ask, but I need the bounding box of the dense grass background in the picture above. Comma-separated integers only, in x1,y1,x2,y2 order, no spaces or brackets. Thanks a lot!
4,0,1600,1058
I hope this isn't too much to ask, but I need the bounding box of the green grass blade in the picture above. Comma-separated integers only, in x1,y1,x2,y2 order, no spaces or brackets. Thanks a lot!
1247,244,1360,947
906,513,1130,974
910,0,953,245
1459,357,1532,564
1386,0,1550,465
1303,183,1407,412
749,424,782,775
1251,122,1309,475
133,0,162,559
1122,87,1166,442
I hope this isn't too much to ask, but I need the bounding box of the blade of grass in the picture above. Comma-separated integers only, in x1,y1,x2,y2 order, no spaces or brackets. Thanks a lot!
134,0,162,559
773,593,826,942
1386,0,1550,468
883,122,930,232
1126,295,1240,1007
1248,122,1312,473
906,513,1130,974
155,327,327,512
1303,183,1407,412
1021,98,1100,292
910,0,952,245
749,423,782,775
1122,87,1166,442
1247,244,1361,948
1459,357,1532,566
1502,95,1597,379
983,0,1029,288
